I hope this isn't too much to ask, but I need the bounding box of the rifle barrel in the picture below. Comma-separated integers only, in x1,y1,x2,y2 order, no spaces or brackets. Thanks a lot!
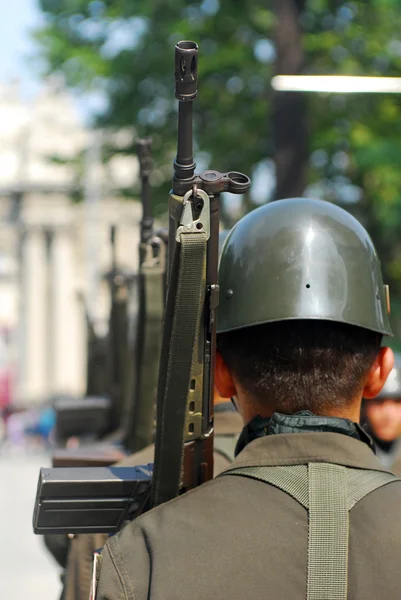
110,225,117,273
136,138,154,244
174,41,198,183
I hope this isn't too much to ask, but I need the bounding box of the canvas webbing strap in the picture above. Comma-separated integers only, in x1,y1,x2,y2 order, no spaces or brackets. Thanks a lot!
129,244,165,452
151,232,207,507
108,293,129,424
222,463,399,599
307,463,348,600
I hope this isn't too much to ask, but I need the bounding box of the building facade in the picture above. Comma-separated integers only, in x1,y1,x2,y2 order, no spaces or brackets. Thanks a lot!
0,80,141,406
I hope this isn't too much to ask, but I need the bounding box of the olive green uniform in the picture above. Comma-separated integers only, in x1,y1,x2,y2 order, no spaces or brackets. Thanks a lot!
63,407,242,600
95,197,396,600
96,431,401,600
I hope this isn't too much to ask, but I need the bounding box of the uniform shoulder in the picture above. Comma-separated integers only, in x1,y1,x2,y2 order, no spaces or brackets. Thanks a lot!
98,476,231,599
363,477,401,505
112,475,235,551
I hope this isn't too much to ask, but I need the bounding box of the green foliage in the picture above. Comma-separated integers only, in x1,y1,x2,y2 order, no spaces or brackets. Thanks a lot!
301,1,401,335
35,0,271,215
35,0,401,334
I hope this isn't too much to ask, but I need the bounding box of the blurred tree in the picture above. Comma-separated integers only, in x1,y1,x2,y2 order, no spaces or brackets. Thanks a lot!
35,0,401,336
273,0,308,199
35,0,273,218
302,0,401,339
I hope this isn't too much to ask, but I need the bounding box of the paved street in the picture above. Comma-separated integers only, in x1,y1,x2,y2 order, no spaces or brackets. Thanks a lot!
0,451,61,600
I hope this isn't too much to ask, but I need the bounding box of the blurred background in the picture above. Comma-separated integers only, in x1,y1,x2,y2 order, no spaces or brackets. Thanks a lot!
1,1,401,598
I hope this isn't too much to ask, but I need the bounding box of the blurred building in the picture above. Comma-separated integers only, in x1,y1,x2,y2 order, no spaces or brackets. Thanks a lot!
0,80,140,406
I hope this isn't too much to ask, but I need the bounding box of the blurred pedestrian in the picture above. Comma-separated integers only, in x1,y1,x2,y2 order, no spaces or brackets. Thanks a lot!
363,352,401,474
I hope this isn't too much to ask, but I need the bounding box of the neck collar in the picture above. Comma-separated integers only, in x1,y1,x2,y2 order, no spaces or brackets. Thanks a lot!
235,410,374,457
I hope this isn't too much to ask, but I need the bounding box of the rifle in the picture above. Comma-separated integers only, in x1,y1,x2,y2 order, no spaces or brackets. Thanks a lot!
83,300,109,398
105,225,134,431
51,147,165,466
53,294,113,446
33,40,250,534
151,40,250,507
52,230,134,450
122,138,166,453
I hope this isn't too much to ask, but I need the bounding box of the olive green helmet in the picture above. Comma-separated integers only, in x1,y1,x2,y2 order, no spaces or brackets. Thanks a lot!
217,198,392,336
377,352,401,399
219,230,230,256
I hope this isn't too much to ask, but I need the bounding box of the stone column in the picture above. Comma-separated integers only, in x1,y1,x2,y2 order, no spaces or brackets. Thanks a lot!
49,226,85,395
18,226,48,403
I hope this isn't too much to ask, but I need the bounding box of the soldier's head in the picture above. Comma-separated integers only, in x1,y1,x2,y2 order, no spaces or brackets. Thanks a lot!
363,352,401,442
215,198,394,423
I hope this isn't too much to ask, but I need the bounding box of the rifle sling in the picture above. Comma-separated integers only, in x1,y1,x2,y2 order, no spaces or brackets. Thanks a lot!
151,232,207,507
222,463,399,600
129,250,165,452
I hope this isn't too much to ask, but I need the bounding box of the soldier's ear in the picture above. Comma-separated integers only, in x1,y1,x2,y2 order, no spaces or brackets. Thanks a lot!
215,352,237,398
363,346,394,399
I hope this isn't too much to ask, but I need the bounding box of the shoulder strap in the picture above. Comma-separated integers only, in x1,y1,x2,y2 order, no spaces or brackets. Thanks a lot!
346,466,399,509
225,464,309,506
151,231,207,506
307,463,348,600
127,241,165,452
222,463,399,600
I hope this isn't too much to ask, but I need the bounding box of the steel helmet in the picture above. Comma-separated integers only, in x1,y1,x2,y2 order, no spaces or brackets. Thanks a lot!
219,230,230,256
217,198,392,336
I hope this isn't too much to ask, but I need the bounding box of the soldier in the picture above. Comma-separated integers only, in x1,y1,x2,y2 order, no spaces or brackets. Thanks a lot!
96,198,401,600
62,388,242,600
59,223,239,600
363,352,401,474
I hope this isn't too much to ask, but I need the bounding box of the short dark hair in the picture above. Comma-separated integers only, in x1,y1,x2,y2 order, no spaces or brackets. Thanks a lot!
217,320,381,414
